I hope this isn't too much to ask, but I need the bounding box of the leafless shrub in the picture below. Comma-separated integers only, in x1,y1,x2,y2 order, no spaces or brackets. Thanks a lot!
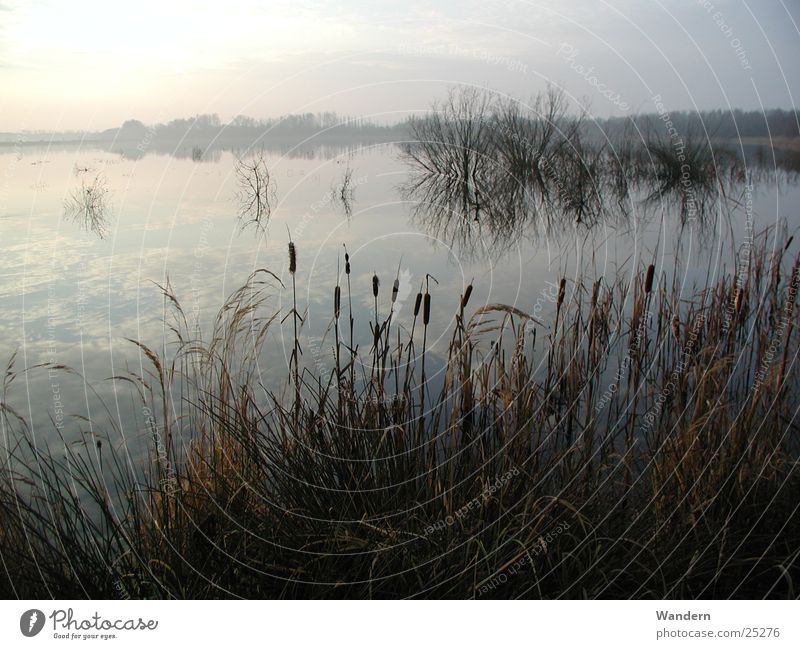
63,175,110,238
331,159,356,218
234,150,276,231
403,86,495,217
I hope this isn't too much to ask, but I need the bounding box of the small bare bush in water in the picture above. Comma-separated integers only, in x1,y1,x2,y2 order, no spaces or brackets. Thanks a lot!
332,158,356,218
234,150,276,231
63,175,110,238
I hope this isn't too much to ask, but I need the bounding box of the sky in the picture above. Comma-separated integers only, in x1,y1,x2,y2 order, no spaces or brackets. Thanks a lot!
0,0,798,131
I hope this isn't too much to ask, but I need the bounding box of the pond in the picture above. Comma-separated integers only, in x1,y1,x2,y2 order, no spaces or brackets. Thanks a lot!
0,137,797,455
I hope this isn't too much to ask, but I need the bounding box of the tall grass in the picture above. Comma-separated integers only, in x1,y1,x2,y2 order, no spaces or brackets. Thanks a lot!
1,228,798,599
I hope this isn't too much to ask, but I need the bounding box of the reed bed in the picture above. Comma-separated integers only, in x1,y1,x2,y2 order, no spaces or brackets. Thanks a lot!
1,230,798,599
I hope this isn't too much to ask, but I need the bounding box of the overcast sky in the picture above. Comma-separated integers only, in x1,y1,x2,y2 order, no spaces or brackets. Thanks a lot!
1,0,798,131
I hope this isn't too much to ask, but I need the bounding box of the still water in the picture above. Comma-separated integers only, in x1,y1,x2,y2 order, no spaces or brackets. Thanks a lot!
0,140,797,449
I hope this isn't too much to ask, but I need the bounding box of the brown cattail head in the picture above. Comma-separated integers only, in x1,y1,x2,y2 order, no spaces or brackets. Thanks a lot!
461,284,473,310
392,278,400,303
557,279,566,308
372,273,379,298
423,293,431,325
413,292,422,317
334,285,341,319
288,241,297,274
645,265,655,294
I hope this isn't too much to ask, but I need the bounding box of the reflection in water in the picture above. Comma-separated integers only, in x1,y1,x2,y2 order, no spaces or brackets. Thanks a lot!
63,174,110,239
105,137,387,162
331,159,356,219
400,88,795,257
234,150,276,233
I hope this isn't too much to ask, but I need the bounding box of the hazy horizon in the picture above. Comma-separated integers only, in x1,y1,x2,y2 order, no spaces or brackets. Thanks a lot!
2,0,798,132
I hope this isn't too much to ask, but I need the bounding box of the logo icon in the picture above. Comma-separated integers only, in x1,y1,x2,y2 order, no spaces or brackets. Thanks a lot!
20,609,45,637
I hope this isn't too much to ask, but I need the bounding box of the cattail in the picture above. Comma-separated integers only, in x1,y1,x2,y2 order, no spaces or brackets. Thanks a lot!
423,292,431,325
372,273,379,297
644,265,655,294
557,279,566,308
288,241,297,274
414,292,422,317
392,278,399,303
334,285,341,319
461,284,473,310
345,251,350,275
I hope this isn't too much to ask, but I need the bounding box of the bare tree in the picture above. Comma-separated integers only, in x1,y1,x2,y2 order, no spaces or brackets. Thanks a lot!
402,86,495,217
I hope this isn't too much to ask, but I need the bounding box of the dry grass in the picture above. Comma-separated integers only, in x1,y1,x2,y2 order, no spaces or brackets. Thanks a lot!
1,227,798,599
